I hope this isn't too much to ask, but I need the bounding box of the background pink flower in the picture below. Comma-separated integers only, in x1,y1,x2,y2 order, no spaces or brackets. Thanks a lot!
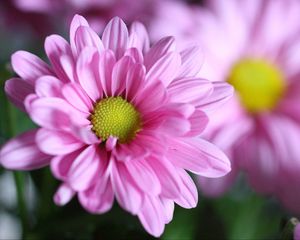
150,0,300,214
0,15,233,237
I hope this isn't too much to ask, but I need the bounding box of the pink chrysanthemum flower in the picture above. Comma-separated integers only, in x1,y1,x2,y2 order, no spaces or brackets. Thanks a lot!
151,0,300,213
0,15,233,236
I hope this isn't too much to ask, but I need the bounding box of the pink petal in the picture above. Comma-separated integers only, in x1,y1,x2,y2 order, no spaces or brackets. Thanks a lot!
98,50,116,96
44,34,74,82
71,125,99,145
148,157,181,198
70,14,89,56
174,168,198,208
137,196,165,237
168,77,213,104
102,17,128,59
161,198,174,224
5,78,34,111
79,173,114,214
178,46,204,78
185,110,209,137
111,160,142,214
168,138,231,177
146,52,181,87
36,128,84,155
124,48,143,63
11,51,52,84
129,22,150,53
77,47,102,102
0,129,51,170
74,26,104,54
53,183,75,206
197,81,234,111
125,63,146,101
35,76,63,97
51,150,81,180
124,158,161,195
62,83,93,113
106,136,117,151
144,36,176,70
111,56,134,96
67,145,100,191
29,97,74,130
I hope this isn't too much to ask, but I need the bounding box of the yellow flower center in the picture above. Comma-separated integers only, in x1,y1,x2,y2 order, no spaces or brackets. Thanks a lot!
91,97,141,143
228,58,286,113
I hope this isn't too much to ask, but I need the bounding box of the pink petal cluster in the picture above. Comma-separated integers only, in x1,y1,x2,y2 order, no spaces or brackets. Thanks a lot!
0,15,233,236
150,0,300,213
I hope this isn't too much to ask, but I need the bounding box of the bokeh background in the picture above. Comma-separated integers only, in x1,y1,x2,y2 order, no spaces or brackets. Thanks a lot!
0,0,297,239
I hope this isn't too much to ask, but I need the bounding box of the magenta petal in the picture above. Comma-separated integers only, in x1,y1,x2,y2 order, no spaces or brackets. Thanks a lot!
35,76,63,98
161,198,174,224
70,14,89,56
54,183,75,206
197,81,234,111
29,97,74,130
44,34,74,82
124,158,161,195
168,77,213,104
146,52,181,87
5,78,34,111
137,196,165,238
169,138,231,177
102,17,129,59
106,136,117,151
129,22,150,53
174,168,198,208
0,129,51,170
178,46,204,78
124,48,144,63
144,36,175,70
185,110,209,137
148,157,181,198
62,83,93,113
125,63,146,101
79,175,114,214
111,160,142,214
11,51,52,84
77,47,102,102
67,145,100,191
74,26,104,54
36,128,84,155
111,56,134,96
71,125,99,145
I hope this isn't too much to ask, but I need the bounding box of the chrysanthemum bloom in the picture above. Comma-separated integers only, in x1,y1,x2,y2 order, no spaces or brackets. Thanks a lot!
151,0,300,213
0,15,233,236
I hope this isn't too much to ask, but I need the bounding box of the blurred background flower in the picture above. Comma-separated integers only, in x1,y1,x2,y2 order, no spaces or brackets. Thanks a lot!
1,0,300,239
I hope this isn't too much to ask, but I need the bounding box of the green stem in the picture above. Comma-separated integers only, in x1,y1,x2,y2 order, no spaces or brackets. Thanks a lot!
6,100,29,238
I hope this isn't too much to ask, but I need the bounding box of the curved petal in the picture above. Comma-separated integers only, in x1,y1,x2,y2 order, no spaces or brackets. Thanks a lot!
36,128,85,155
146,52,181,87
77,47,102,102
129,22,150,53
124,158,161,195
168,138,231,177
144,36,176,70
70,14,89,56
110,160,142,214
137,196,165,238
5,78,34,111
185,110,209,137
102,17,128,59
74,26,104,54
53,183,75,206
11,51,52,84
44,34,74,82
0,129,51,170
67,145,100,191
35,76,63,98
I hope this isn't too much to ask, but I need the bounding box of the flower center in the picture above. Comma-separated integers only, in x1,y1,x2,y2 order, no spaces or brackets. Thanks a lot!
91,97,141,143
228,58,286,113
